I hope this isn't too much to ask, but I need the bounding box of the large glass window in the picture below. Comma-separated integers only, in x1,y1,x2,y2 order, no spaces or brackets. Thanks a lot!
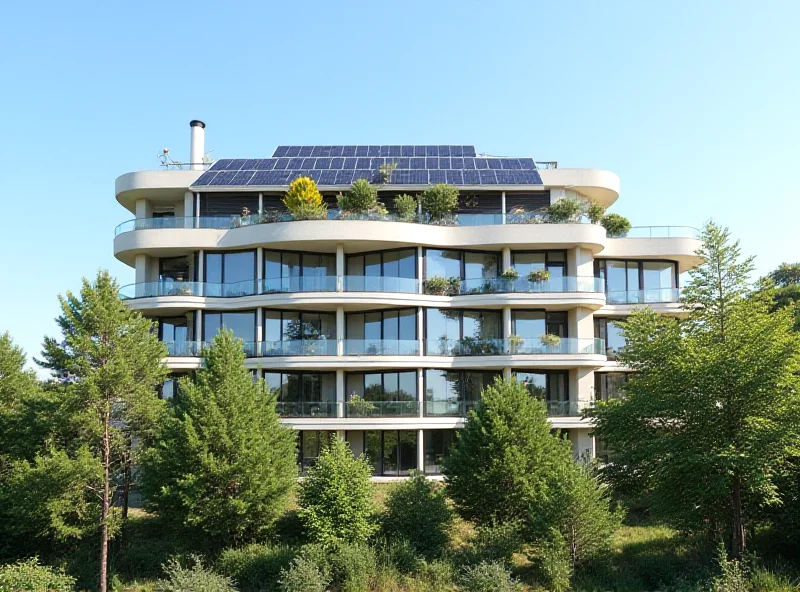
464,251,500,281
159,317,189,342
298,431,335,473
203,311,255,344
425,309,502,355
346,371,417,401
424,369,501,415
159,257,190,282
596,260,677,303
346,309,417,353
513,371,569,414
363,430,418,476
204,251,256,294
264,372,336,417
512,251,567,283
594,317,627,359
424,429,457,475
595,372,628,402
424,249,462,279
263,250,335,292
346,249,417,291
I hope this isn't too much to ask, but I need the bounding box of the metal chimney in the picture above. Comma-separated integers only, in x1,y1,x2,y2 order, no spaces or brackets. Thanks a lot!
189,120,205,170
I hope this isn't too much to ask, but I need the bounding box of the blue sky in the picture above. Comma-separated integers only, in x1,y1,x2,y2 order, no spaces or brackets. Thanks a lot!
0,1,798,372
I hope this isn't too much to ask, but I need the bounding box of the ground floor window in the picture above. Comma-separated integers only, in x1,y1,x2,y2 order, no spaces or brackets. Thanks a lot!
424,429,457,475
363,430,418,476
298,430,335,473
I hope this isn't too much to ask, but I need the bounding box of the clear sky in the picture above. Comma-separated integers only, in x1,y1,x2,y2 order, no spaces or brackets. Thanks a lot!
0,1,798,373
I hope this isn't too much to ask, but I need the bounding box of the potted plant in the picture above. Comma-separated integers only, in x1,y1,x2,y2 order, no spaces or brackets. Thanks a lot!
500,267,519,281
546,198,582,223
585,199,606,224
540,334,562,349
283,176,327,220
601,213,632,237
348,394,376,417
337,178,379,215
424,276,449,295
393,194,418,222
420,184,459,223
508,334,524,354
528,269,551,284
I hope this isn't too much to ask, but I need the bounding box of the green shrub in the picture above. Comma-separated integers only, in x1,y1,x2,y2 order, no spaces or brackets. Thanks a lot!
155,556,237,592
278,557,328,592
0,558,76,592
710,545,749,592
473,522,523,565
216,544,295,591
299,435,377,546
376,538,423,574
330,542,377,592
294,544,332,581
394,194,418,221
283,177,327,220
337,179,378,213
585,199,606,224
382,472,453,560
546,198,582,223
416,559,455,591
424,276,450,296
458,561,519,592
601,212,631,237
533,531,572,592
420,184,459,222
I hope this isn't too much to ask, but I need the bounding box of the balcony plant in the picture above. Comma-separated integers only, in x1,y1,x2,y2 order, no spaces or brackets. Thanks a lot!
348,394,376,417
394,194,418,221
283,176,327,220
540,334,562,349
447,277,462,295
501,267,519,281
585,199,606,224
259,208,283,224
378,161,398,184
420,183,459,223
601,213,632,237
425,276,450,295
508,334,524,354
546,198,582,223
528,269,551,284
337,178,379,214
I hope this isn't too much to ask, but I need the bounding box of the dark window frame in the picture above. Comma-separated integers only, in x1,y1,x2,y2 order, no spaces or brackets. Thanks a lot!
345,247,418,279
422,369,503,416
511,309,569,338
423,307,503,342
345,370,418,402
362,430,418,476
422,248,502,281
511,250,569,275
345,308,418,340
201,309,257,342
512,369,570,403
263,309,337,341
594,258,679,293
203,249,257,284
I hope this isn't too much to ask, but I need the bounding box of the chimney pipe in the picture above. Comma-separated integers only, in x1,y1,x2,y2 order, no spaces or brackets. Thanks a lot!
189,120,205,170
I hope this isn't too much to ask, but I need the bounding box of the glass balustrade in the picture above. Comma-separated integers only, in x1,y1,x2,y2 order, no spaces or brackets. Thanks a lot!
457,276,604,295
343,340,420,356
606,288,681,304
344,400,420,417
343,276,419,293
274,402,338,418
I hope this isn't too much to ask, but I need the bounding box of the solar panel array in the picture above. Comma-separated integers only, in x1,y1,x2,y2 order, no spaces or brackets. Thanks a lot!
191,146,543,187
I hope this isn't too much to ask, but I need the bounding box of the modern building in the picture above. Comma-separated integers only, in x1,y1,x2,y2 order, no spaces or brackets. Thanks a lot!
113,121,701,479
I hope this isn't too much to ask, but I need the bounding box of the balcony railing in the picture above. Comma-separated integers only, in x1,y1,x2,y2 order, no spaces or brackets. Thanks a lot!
457,276,604,295
343,339,420,356
120,278,337,299
163,340,205,356
426,337,605,356
344,400,420,417
275,402,338,418
343,275,419,293
623,226,700,239
259,339,337,356
424,400,590,417
606,288,680,304
261,276,338,293
426,338,506,356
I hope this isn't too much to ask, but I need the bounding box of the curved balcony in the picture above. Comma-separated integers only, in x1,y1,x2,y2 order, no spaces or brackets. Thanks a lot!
453,276,604,295
425,337,605,356
606,288,680,305
343,339,420,356
625,226,700,239
424,399,592,417
275,402,337,418
343,276,419,293
344,400,420,418
261,276,338,293
259,339,338,356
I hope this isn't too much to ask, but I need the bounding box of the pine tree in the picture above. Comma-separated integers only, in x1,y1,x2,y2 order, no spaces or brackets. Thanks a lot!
36,271,168,592
590,222,800,558
139,330,297,544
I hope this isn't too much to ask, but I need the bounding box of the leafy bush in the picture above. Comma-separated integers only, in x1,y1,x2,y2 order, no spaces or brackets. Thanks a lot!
294,544,332,581
424,276,450,296
283,177,327,220
533,531,572,592
330,542,377,592
458,561,519,592
155,556,237,592
394,194,418,221
585,199,606,224
528,269,551,283
381,471,453,560
337,179,378,213
416,559,455,591
500,267,519,280
375,539,422,574
711,545,749,592
0,558,76,592
546,198,582,223
472,522,523,565
601,213,631,237
299,435,377,546
216,543,295,591
540,334,562,348
420,184,459,222
278,557,328,592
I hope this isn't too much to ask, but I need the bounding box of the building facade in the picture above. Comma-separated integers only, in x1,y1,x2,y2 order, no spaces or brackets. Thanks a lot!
113,121,701,479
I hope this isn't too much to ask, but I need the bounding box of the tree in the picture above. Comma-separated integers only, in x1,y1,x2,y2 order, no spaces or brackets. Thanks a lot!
758,262,800,330
420,184,459,222
37,270,168,592
139,330,297,544
337,179,378,213
298,435,376,546
283,176,327,220
589,222,800,558
381,471,453,560
442,378,575,542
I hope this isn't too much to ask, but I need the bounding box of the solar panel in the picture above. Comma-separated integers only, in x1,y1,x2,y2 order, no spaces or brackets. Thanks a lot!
194,147,542,188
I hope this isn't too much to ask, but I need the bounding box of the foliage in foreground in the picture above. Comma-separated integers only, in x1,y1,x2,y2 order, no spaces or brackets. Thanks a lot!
0,557,76,592
140,331,298,545
298,436,377,546
155,556,237,592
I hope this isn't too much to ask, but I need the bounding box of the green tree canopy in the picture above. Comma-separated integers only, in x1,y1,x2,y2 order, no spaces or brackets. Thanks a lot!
139,330,297,544
589,222,800,558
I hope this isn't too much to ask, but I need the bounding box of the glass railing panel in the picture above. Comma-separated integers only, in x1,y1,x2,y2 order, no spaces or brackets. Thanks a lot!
162,341,204,356
261,276,337,293
343,275,419,293
623,226,701,239
343,339,420,356
455,276,606,295
203,280,258,298
606,288,680,304
275,402,338,418
259,339,337,356
454,213,504,226
425,401,466,417
425,338,505,356
344,400,419,417
507,337,605,355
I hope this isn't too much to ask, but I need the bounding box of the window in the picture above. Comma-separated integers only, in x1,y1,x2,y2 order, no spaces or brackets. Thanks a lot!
596,260,677,303
264,372,336,417
595,372,628,402
160,376,182,400
364,430,418,476
425,309,502,355
513,371,569,414
159,257,190,282
512,251,567,283
424,369,501,416
159,317,189,343
424,249,462,279
203,311,256,349
424,429,457,475
511,311,568,340
263,250,335,292
594,317,626,359
263,310,336,354
346,371,417,402
346,249,417,291
345,309,417,354
298,431,335,473
205,251,255,285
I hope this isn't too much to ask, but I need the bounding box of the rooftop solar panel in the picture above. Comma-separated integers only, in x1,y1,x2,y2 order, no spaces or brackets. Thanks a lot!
195,147,541,188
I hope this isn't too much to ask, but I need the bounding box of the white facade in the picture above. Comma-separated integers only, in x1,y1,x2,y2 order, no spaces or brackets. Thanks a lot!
113,124,701,479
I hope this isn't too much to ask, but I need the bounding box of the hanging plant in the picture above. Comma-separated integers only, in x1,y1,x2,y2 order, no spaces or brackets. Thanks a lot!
500,267,519,280
540,334,562,348
528,269,551,283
